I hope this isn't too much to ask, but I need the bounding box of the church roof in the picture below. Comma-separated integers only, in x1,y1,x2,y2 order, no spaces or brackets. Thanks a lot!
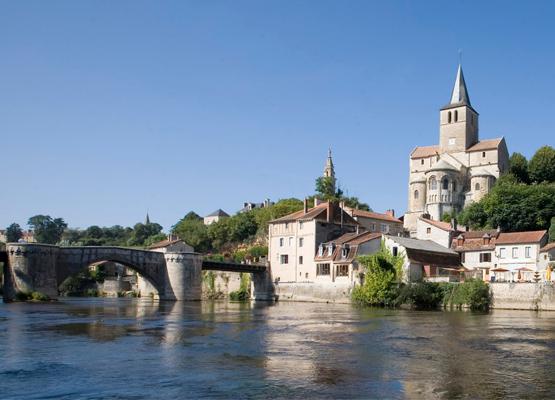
470,167,494,177
441,64,475,111
428,159,459,172
466,138,504,152
410,145,439,159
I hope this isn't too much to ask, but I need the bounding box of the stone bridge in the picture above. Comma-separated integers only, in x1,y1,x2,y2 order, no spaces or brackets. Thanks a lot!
0,243,274,302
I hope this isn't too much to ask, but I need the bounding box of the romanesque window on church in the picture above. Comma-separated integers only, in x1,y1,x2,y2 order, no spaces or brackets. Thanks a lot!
454,110,458,122
448,111,452,123
429,177,437,190
442,178,449,190
421,159,424,165
482,151,486,158
452,181,457,191
475,182,481,191
414,190,419,200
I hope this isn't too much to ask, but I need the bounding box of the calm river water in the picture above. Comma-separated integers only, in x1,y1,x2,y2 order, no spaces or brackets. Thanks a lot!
0,298,554,399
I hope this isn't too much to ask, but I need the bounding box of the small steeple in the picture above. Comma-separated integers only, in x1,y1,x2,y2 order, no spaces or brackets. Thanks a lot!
323,148,336,192
145,212,150,225
449,64,471,107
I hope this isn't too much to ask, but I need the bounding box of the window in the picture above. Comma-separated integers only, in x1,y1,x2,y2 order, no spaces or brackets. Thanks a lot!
305,272,309,279
414,190,419,200
318,244,324,256
499,248,506,259
429,177,437,190
381,224,389,233
327,244,334,256
461,253,465,263
482,151,486,158
336,265,349,277
480,253,492,263
392,246,398,257
442,178,449,190
279,238,284,247
299,256,303,265
475,182,480,191
449,138,456,145
288,237,293,246
341,245,350,259
454,110,458,122
285,223,289,230
299,221,303,230
426,227,431,234
371,224,376,231
421,159,425,165
512,247,518,258
317,263,330,276
280,255,289,264
452,181,457,191
299,237,304,247
525,247,531,258
448,111,452,123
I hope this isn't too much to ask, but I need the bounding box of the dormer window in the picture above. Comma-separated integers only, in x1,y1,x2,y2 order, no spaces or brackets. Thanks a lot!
341,245,350,259
327,244,334,256
318,244,324,257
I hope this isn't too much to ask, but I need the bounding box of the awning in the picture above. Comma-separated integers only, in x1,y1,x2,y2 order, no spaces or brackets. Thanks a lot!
491,268,509,272
515,267,533,272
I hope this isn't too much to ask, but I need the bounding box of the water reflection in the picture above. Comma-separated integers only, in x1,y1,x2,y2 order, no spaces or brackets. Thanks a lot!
0,299,554,399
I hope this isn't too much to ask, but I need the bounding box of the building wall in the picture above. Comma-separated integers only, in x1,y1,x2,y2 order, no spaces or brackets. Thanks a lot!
274,281,353,304
355,216,403,236
204,216,222,225
439,105,478,152
415,219,452,248
491,283,555,311
496,243,542,271
151,242,194,253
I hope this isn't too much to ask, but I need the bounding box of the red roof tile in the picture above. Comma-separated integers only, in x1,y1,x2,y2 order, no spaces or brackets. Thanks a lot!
350,209,402,223
411,145,439,159
540,242,555,252
466,138,504,153
496,230,547,245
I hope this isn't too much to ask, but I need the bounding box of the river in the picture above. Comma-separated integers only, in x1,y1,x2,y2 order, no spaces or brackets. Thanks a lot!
0,298,554,399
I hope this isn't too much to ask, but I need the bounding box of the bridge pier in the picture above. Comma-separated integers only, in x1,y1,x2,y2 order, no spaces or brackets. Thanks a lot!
163,253,203,300
3,244,60,302
251,269,276,301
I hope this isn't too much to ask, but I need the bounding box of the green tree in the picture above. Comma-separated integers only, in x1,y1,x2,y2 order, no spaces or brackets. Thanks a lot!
28,215,68,244
341,196,371,211
127,222,163,247
529,145,555,183
172,212,210,252
315,176,338,201
5,223,23,242
549,217,555,242
509,152,529,183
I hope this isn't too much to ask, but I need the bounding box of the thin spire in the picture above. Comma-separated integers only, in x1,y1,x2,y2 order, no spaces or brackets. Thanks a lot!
449,64,471,106
145,212,150,225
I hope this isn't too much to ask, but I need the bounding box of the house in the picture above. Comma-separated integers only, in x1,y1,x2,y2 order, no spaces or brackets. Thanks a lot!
314,231,382,285
404,64,509,235
240,199,273,213
204,209,230,225
344,207,404,236
539,242,555,282
268,200,359,283
148,237,194,253
452,229,548,282
416,215,463,248
0,229,35,243
383,235,462,282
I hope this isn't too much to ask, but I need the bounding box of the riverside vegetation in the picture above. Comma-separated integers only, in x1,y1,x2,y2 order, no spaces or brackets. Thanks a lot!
352,243,491,311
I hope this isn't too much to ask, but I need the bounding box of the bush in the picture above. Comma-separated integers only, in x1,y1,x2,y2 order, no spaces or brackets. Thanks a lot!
15,291,50,301
440,279,491,311
229,273,251,301
396,282,445,309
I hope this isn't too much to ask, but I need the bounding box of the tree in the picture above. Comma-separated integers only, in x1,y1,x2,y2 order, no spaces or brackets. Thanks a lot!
6,223,23,242
529,145,555,183
315,176,338,201
28,215,68,244
509,152,529,183
127,222,163,247
549,217,555,242
341,196,371,211
172,212,211,252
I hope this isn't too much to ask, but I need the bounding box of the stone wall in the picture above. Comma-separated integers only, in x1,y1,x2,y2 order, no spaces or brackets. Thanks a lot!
491,283,555,311
274,282,353,304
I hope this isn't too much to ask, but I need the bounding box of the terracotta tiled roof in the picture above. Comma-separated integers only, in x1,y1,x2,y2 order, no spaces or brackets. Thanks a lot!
496,230,547,245
411,145,439,159
452,238,496,252
466,138,503,153
349,209,402,223
405,248,461,267
148,238,183,249
458,230,499,239
270,202,358,226
314,231,383,263
419,217,455,232
346,231,382,245
540,242,555,252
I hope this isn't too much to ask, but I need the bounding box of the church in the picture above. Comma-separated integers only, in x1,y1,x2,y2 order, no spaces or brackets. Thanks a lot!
403,65,509,236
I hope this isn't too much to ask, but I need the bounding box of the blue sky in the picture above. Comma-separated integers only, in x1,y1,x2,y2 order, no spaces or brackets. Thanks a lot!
1,1,554,231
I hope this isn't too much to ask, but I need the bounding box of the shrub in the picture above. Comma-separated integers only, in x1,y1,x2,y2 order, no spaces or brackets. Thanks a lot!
229,273,251,301
441,279,491,311
396,282,445,309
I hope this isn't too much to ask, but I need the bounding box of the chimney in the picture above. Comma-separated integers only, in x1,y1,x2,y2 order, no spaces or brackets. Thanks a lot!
386,209,395,217
303,198,308,214
327,202,334,223
457,234,465,247
451,218,458,231
482,233,491,245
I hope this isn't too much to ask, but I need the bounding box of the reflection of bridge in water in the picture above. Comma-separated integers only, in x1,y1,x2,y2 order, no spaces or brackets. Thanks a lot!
0,244,274,303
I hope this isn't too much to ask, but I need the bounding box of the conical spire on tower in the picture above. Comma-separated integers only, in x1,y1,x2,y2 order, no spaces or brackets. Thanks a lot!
145,212,150,225
449,64,471,106
323,148,336,193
